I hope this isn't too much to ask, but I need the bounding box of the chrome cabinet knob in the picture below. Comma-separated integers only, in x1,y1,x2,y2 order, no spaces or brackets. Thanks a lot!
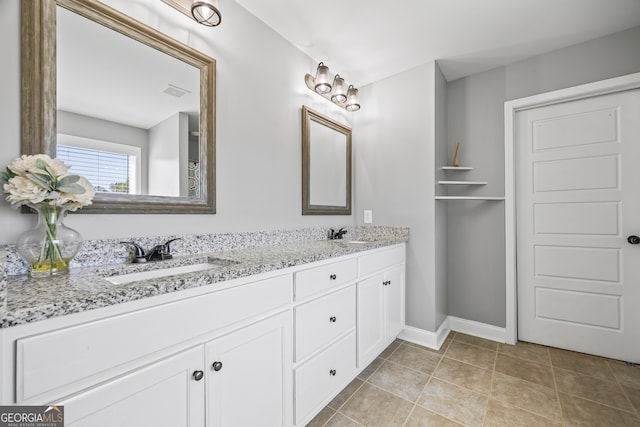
628,235,640,245
192,370,204,381
212,361,223,372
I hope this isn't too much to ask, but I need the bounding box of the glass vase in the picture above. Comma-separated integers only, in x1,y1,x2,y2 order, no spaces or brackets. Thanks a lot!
15,204,83,277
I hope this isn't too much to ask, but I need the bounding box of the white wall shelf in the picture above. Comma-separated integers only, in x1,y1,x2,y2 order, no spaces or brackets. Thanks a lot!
438,180,488,185
440,166,473,171
435,196,505,201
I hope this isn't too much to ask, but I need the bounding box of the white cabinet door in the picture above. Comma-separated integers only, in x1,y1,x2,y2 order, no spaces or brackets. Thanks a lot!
357,266,405,367
57,347,205,427
357,274,385,367
384,266,405,341
206,311,292,427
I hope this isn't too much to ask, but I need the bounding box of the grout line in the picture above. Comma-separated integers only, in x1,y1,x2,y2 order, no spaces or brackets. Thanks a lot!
481,342,500,426
549,347,567,426
606,360,640,419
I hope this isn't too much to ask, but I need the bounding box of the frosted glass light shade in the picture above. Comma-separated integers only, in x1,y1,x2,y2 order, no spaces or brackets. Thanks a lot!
330,75,347,103
345,85,360,111
314,62,332,94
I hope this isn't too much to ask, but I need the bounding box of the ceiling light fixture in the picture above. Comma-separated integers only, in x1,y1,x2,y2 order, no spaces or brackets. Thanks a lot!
305,63,360,111
191,0,222,26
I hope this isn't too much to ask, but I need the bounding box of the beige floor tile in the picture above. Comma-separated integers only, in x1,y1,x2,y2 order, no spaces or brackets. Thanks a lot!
328,378,363,410
623,385,640,413
490,371,561,420
404,405,463,427
325,413,363,427
306,406,336,427
357,357,383,381
445,340,496,370
340,383,413,427
387,343,442,374
554,367,633,411
559,392,640,427
418,378,488,427
498,341,550,365
367,360,430,402
549,347,614,380
454,332,499,351
379,339,402,359
434,357,493,395
609,361,640,389
484,399,562,427
495,353,554,388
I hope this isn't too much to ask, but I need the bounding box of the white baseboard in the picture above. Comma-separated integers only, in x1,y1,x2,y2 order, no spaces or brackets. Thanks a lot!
448,316,507,343
399,316,507,349
398,318,451,350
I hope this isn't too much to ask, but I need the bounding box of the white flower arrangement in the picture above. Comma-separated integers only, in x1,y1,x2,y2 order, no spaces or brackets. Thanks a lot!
1,154,95,211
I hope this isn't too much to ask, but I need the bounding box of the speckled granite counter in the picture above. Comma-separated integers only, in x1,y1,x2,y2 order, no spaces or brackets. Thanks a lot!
0,226,408,328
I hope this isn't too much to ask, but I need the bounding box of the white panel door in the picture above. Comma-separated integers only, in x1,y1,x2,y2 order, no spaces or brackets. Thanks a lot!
516,89,640,362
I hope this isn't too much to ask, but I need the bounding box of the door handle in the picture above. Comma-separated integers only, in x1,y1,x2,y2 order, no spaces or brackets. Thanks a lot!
628,235,640,245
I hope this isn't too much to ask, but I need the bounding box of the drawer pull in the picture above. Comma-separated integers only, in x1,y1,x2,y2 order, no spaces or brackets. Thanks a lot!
329,369,337,376
329,316,337,323
329,274,337,280
212,361,223,372
192,370,204,381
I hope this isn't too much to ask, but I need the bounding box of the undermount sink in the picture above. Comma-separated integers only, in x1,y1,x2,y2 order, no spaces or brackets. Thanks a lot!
105,258,238,285
331,240,369,244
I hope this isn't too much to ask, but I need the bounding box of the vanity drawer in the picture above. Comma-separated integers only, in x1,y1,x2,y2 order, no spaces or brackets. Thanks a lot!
294,331,356,424
295,285,355,362
294,258,357,301
15,274,292,404
358,244,405,277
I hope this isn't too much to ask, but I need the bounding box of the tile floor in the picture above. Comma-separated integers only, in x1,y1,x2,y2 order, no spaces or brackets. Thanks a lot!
307,332,640,426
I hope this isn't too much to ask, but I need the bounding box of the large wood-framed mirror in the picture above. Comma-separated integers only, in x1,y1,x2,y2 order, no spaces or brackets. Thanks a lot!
22,0,216,213
302,106,352,215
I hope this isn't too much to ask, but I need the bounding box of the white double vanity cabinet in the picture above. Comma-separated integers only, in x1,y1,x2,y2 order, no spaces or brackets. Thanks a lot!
0,243,405,427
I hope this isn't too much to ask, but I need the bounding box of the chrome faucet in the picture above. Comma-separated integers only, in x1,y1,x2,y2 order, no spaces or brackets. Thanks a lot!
120,238,182,263
328,227,348,240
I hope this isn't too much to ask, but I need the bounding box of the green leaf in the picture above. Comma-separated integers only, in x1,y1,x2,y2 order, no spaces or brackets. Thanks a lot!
26,172,53,190
58,175,80,187
58,183,85,194
0,167,16,182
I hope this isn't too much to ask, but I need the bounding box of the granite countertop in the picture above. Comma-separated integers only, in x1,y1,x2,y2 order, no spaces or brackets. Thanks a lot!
0,233,407,329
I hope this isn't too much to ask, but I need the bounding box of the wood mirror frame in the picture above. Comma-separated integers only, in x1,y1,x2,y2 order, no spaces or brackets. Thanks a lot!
301,106,352,215
21,0,216,213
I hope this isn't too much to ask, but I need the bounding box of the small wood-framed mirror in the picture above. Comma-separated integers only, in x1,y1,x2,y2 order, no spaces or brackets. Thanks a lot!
301,106,352,215
22,0,216,213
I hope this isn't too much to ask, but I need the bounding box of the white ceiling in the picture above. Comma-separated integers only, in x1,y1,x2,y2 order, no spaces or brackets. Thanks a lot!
233,0,640,85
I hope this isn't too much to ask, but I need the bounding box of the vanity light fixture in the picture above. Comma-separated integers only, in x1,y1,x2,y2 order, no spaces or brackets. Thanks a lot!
305,63,361,111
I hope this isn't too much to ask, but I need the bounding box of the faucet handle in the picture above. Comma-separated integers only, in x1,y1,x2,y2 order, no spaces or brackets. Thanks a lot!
120,241,147,263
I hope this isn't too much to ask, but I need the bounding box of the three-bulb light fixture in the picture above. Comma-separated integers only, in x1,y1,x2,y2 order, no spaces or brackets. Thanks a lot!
304,63,360,112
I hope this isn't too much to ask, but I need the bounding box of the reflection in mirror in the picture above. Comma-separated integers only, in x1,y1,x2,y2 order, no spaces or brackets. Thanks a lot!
57,6,200,198
22,0,216,213
302,106,352,215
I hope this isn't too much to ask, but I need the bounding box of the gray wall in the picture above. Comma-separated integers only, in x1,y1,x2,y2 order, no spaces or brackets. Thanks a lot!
355,62,441,332
0,0,354,244
447,25,640,327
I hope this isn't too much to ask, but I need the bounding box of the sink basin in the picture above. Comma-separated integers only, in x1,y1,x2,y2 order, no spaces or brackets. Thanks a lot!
105,258,238,285
331,240,369,244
